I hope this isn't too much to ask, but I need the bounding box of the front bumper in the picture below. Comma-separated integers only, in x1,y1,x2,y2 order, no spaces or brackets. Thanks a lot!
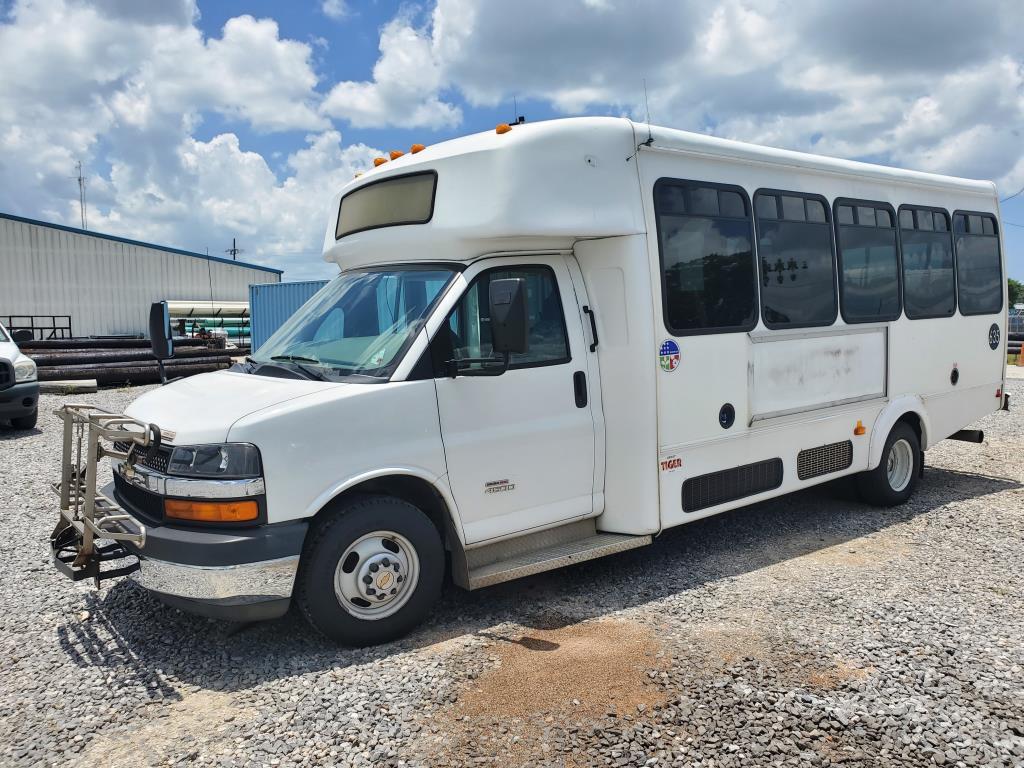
105,480,308,621
0,380,38,417
130,556,299,622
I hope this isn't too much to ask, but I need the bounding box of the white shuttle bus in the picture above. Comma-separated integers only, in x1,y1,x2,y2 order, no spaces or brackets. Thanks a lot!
51,118,1009,645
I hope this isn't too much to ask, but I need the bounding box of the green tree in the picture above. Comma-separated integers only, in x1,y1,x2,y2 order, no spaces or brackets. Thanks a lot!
1010,278,1023,306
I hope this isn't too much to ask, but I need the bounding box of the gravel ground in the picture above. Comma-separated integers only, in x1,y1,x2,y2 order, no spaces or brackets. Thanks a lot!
0,381,1022,767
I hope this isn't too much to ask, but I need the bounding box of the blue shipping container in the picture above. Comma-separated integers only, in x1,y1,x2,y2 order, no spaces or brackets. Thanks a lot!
249,280,329,352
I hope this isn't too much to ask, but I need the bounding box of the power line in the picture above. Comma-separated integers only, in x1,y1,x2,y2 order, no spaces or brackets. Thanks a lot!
1003,220,1024,228
1001,185,1024,203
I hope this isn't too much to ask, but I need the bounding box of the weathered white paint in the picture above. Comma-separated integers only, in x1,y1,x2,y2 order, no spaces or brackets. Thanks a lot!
749,327,887,421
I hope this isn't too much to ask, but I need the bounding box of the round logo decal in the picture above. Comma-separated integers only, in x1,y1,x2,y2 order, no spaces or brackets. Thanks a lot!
659,339,680,372
989,323,1000,350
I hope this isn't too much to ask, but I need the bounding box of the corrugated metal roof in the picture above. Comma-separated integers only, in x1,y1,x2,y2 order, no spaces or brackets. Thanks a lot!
0,211,283,275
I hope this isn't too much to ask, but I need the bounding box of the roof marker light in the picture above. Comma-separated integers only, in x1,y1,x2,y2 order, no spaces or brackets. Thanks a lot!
389,150,404,160
373,157,388,167
410,143,425,154
495,123,511,134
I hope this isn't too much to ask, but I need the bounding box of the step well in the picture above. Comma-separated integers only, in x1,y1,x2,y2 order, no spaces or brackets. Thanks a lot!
462,532,651,593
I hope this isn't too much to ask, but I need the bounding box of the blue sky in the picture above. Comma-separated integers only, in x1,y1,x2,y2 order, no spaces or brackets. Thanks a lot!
1,0,1022,282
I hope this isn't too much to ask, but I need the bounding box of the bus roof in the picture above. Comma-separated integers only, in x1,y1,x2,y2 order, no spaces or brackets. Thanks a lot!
322,117,996,271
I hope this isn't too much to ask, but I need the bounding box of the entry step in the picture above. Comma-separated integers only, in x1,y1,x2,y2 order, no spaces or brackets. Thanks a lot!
467,532,652,590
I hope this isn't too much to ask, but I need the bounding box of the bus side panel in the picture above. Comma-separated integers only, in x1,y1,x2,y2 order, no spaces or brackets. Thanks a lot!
575,235,660,535
657,403,883,530
888,313,1004,447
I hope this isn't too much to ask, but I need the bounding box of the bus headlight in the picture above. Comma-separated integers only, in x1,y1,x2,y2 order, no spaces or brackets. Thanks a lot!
14,358,37,383
167,443,262,479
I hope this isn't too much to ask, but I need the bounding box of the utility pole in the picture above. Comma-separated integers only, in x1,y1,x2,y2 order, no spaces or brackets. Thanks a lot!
225,237,243,260
74,160,88,230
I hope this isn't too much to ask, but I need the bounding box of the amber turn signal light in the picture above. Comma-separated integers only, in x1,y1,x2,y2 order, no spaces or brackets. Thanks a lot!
495,123,511,134
410,143,425,153
165,499,259,523
854,420,866,436
373,157,388,167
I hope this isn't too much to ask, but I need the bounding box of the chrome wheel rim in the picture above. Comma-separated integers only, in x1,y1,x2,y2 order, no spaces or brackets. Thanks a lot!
334,531,419,620
886,438,914,492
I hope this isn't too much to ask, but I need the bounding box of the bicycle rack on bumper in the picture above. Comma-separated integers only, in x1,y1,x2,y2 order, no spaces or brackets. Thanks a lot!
51,404,159,587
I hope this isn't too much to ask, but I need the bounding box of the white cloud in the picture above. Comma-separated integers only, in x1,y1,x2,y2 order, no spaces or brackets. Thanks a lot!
321,14,461,129
421,0,1024,189
321,0,347,21
1,0,1022,283
0,0,364,278
90,130,379,280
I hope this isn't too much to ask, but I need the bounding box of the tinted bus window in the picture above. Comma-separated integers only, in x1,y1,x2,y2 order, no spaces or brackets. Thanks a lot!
899,206,955,319
835,201,901,323
754,190,837,328
336,172,436,239
655,179,758,335
953,212,1002,315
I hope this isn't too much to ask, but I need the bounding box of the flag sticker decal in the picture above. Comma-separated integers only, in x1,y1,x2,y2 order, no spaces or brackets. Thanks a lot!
659,339,680,372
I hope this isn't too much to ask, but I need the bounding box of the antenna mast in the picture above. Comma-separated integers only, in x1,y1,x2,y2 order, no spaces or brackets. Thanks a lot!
643,78,653,144
225,237,244,261
75,160,88,230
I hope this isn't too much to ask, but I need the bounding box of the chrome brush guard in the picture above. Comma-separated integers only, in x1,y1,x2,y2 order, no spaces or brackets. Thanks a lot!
51,404,159,586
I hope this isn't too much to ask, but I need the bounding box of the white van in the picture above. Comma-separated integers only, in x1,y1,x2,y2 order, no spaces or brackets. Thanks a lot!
51,118,1008,645
0,322,38,429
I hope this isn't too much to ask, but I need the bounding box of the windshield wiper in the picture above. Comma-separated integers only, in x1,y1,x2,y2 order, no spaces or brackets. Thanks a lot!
267,355,329,382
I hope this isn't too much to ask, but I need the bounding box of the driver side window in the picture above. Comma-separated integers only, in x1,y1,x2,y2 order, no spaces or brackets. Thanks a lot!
437,265,571,373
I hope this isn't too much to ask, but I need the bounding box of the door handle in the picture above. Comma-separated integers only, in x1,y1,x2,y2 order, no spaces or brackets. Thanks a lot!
573,370,588,408
582,305,599,352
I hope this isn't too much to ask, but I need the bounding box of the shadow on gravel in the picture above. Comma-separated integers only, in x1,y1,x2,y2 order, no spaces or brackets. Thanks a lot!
55,465,1020,693
0,426,43,439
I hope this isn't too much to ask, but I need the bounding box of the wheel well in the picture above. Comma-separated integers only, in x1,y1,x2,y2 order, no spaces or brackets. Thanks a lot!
312,475,453,546
896,411,923,447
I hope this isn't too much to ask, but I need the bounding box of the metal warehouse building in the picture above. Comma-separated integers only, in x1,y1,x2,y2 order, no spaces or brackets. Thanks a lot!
0,213,281,338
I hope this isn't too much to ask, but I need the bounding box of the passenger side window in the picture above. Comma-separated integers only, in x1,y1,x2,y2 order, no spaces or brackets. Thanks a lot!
654,179,758,334
440,266,570,373
953,212,1002,315
899,206,955,319
835,201,901,323
754,190,838,328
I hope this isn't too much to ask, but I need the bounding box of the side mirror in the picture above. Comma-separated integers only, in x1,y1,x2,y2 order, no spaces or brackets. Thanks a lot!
149,301,174,384
489,278,529,355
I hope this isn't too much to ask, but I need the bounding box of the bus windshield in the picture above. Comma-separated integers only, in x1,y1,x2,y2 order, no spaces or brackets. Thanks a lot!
251,266,455,380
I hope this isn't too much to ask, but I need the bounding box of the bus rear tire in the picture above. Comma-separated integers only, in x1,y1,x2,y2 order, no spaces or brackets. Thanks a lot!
296,494,443,646
857,422,920,507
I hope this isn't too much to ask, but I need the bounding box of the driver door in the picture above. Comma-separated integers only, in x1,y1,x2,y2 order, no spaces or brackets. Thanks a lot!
429,255,598,544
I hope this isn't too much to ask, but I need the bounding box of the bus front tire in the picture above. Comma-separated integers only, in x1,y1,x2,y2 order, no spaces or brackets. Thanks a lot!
857,422,920,507
296,494,443,646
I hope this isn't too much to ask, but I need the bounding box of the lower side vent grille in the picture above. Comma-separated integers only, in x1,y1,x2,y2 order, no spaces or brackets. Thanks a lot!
797,440,853,481
682,458,784,513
